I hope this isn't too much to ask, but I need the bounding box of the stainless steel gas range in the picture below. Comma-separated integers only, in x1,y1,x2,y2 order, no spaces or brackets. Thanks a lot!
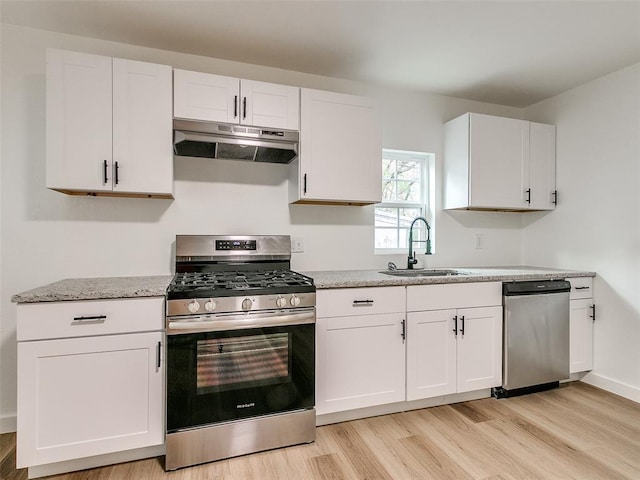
164,235,316,471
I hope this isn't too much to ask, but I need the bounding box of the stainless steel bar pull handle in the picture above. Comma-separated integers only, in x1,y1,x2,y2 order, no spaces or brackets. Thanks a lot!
71,315,107,325
352,300,374,306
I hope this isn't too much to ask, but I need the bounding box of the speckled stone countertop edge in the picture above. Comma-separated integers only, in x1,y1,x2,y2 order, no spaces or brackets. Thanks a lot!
11,268,596,303
11,275,174,304
303,267,596,289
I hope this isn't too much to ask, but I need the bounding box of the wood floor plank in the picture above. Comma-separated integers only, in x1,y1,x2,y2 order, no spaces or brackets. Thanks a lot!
583,445,640,479
307,453,351,480
477,417,628,480
412,405,550,479
349,415,425,479
397,434,475,480
0,433,27,480
502,391,638,452
324,421,394,480
3,382,640,480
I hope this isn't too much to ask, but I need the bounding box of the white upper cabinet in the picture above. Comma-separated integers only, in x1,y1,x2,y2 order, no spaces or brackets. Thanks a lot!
290,88,382,205
173,69,300,130
46,50,113,194
529,122,557,210
46,49,173,198
444,112,556,211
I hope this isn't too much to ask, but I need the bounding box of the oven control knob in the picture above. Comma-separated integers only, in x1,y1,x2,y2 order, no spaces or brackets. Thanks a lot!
204,299,216,312
187,300,200,313
290,294,301,307
242,298,253,311
276,295,287,308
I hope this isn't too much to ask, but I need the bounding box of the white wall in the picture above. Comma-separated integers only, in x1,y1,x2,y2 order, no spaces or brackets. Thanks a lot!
523,63,640,401
0,24,525,430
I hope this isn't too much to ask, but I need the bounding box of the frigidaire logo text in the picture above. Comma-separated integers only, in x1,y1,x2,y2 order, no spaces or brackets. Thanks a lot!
236,402,256,409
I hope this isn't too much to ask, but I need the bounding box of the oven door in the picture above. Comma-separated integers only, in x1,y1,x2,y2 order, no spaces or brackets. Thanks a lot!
166,308,315,433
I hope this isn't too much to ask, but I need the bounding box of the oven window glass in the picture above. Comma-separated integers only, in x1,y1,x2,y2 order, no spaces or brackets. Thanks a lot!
196,333,291,394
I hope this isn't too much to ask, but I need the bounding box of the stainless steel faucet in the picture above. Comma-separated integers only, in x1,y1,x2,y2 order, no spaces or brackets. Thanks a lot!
407,216,432,269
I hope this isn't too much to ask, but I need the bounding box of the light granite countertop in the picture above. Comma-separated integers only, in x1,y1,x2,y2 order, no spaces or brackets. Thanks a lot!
304,266,595,289
11,275,174,303
11,266,596,303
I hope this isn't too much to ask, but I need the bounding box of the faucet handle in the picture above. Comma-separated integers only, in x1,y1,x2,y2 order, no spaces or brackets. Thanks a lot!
387,262,397,271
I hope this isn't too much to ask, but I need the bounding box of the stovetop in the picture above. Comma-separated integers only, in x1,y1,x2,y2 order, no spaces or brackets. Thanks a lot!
167,269,315,300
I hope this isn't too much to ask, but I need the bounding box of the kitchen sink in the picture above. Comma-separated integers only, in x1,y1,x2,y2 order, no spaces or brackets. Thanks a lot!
379,268,464,277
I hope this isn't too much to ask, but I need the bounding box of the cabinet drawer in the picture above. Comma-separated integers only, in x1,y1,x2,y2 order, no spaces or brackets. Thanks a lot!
568,277,593,300
317,287,405,318
17,297,164,341
407,282,502,311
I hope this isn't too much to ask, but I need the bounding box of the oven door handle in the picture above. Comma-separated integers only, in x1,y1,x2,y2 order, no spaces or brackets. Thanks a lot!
167,308,316,334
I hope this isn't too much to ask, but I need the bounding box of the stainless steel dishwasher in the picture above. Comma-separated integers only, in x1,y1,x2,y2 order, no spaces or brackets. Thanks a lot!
493,280,571,398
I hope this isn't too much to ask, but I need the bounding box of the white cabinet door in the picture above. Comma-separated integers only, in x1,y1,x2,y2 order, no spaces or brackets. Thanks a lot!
46,49,173,197
529,122,557,210
241,80,299,130
570,298,594,373
17,332,164,467
294,88,382,205
316,313,405,415
406,309,457,401
173,69,239,123
46,49,113,192
113,59,173,196
173,70,299,130
469,113,530,209
456,306,503,393
445,113,556,211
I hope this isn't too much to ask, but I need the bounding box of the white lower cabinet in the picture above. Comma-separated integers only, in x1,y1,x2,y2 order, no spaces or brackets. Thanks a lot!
406,282,502,402
407,306,502,401
316,283,503,416
16,298,165,470
568,277,595,373
316,287,405,415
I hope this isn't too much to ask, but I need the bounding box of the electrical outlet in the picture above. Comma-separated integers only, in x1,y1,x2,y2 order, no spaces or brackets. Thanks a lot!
291,238,304,253
474,233,485,250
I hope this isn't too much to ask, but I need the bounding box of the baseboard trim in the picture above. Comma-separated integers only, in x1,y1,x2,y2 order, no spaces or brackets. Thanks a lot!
0,414,17,434
27,444,165,479
316,389,491,426
582,372,640,403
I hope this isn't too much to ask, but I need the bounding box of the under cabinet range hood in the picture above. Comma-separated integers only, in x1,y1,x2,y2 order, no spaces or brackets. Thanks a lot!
173,119,299,164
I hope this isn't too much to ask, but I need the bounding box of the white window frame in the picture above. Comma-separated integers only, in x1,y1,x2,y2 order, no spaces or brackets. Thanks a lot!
375,149,434,255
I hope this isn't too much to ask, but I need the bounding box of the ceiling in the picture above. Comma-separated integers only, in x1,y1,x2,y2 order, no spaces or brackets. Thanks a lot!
2,0,639,107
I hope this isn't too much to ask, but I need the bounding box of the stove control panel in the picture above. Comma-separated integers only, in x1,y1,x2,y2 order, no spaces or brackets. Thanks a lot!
167,292,316,317
215,239,257,251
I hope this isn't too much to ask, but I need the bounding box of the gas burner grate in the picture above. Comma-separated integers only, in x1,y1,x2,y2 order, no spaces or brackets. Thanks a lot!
168,269,315,299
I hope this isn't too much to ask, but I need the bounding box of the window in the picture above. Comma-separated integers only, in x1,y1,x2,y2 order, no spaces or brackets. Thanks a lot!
375,149,433,253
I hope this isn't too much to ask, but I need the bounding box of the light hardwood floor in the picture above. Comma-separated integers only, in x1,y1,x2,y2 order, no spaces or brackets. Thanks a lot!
2,382,640,480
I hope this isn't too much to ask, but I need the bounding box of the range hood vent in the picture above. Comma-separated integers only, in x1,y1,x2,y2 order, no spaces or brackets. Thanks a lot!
173,119,298,164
